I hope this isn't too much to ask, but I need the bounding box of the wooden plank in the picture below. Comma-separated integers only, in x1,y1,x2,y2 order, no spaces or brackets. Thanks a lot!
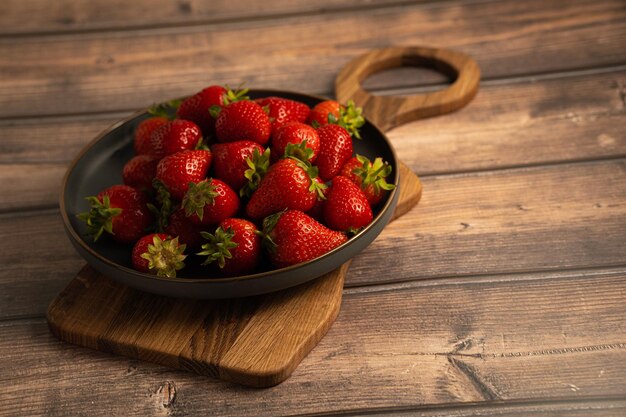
358,399,626,416
348,159,626,285
2,270,625,415
0,0,423,35
0,164,67,213
0,0,624,118
389,69,626,175
1,160,625,319
1,70,624,212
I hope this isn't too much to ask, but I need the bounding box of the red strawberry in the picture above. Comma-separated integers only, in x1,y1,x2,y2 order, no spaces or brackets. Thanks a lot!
155,149,212,200
271,122,320,163
262,210,347,268
308,100,365,139
315,124,353,181
182,178,240,226
211,140,265,192
340,155,395,207
176,85,227,136
307,100,341,127
215,100,271,145
78,184,153,243
245,158,326,220
122,154,159,193
148,119,202,158
131,233,186,277
134,117,168,155
197,218,261,275
323,176,373,232
164,208,205,249
255,96,310,133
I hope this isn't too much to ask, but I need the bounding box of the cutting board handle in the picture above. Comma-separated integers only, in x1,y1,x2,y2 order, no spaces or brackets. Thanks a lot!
335,46,480,132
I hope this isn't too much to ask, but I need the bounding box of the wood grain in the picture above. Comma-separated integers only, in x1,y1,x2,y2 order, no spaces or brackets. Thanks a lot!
1,70,624,212
0,0,421,35
1,159,625,320
0,0,624,118
3,268,625,415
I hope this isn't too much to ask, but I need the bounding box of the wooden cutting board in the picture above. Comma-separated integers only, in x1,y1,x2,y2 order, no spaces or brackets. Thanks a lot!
47,162,422,388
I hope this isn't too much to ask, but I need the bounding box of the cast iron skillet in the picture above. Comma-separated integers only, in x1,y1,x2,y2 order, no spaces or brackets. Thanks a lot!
60,46,479,299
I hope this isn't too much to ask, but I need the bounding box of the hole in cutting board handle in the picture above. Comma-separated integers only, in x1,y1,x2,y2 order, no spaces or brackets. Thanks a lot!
361,61,456,97
335,46,480,132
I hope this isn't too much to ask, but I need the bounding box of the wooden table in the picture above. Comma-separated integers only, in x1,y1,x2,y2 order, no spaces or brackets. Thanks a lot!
1,0,625,415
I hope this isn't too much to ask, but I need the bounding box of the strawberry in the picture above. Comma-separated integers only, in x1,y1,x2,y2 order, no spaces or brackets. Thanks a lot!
131,233,186,278
271,122,320,163
262,210,347,268
155,149,212,200
182,178,240,226
245,158,326,220
134,117,168,155
197,218,261,275
148,119,202,158
308,100,365,139
176,85,227,136
122,154,159,193
211,140,265,192
307,100,341,127
255,96,310,133
215,100,271,145
315,124,353,181
340,155,395,207
323,176,373,232
164,208,205,249
78,184,153,243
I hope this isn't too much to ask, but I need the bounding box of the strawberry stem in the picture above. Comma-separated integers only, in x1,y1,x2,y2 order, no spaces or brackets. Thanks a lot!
148,99,181,119
335,100,365,139
241,148,271,198
76,195,122,241
140,235,187,278
284,139,314,162
353,154,395,194
182,180,219,221
148,179,175,232
197,228,239,268
222,84,250,105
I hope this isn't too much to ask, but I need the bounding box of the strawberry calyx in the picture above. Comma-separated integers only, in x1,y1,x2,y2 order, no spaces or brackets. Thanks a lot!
353,154,395,194
287,156,327,199
209,85,250,119
77,195,122,241
182,180,219,221
147,179,175,232
148,99,182,120
197,227,239,268
284,139,314,162
329,100,365,139
222,85,250,105
259,210,285,253
240,148,271,198
140,235,187,278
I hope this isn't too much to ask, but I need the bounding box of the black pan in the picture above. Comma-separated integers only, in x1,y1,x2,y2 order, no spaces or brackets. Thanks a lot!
60,46,479,299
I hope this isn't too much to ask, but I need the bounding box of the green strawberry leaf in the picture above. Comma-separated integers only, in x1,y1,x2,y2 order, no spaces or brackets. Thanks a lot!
197,227,238,268
140,235,187,278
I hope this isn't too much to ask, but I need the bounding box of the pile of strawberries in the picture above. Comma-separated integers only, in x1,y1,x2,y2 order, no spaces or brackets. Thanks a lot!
78,85,395,278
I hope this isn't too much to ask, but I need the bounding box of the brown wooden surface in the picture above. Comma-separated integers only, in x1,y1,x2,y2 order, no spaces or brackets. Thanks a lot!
0,0,625,415
46,164,422,388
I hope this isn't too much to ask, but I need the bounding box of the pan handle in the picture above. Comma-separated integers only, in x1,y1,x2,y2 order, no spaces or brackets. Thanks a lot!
335,46,480,132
